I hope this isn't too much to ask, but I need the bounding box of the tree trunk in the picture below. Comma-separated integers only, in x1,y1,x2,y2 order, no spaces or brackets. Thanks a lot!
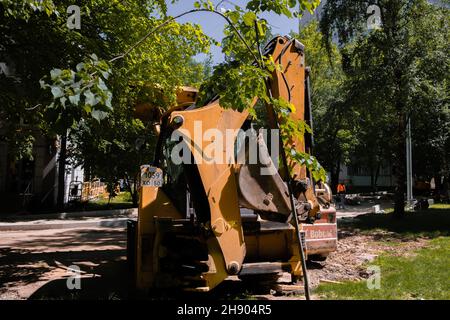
125,173,139,207
370,167,375,194
394,180,405,218
374,161,381,193
393,116,406,219
57,131,67,211
85,165,91,182
132,174,139,207
331,154,342,194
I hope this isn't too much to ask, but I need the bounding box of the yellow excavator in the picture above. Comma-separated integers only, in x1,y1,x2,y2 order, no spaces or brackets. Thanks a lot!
128,36,337,295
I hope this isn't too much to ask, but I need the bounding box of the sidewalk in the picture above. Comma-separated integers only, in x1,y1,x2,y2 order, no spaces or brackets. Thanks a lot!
336,200,394,218
0,200,393,232
0,208,137,231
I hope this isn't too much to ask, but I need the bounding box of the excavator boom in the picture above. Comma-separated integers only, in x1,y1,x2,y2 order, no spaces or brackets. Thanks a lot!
129,36,337,293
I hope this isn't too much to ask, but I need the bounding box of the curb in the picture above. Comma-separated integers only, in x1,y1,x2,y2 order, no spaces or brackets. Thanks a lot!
0,208,138,231
0,208,137,222
0,217,132,231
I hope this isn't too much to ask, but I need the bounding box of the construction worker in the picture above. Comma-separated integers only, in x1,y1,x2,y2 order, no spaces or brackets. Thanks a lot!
337,182,346,210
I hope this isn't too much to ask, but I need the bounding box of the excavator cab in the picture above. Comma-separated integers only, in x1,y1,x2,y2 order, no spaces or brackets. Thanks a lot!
128,36,337,293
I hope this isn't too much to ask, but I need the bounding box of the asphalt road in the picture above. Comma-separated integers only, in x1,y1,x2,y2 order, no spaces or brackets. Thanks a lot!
0,226,128,300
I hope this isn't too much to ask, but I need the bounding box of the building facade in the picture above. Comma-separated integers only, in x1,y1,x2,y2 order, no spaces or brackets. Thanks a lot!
0,132,83,214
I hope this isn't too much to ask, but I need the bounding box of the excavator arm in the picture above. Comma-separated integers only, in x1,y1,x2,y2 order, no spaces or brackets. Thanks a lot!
130,36,337,293
237,36,321,222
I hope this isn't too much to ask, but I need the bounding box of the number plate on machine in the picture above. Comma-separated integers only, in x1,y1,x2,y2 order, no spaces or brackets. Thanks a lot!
140,165,163,187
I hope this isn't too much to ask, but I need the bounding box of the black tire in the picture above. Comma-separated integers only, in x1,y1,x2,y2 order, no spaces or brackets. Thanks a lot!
307,254,328,262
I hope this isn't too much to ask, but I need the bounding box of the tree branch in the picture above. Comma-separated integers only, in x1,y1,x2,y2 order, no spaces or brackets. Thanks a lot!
109,8,260,67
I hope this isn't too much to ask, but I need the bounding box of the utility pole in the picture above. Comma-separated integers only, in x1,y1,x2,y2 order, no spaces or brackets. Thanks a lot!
406,115,414,208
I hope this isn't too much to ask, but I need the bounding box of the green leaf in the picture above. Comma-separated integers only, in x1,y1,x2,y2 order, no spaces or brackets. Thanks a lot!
243,12,257,27
91,109,108,122
60,96,67,107
69,94,80,105
281,7,292,18
256,21,265,37
101,70,110,80
97,78,108,91
50,69,62,80
105,93,113,110
83,104,92,113
228,11,240,24
51,86,64,98
84,90,97,106
76,63,85,72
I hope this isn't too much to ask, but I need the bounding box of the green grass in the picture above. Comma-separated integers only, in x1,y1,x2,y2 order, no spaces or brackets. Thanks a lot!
88,192,135,209
316,204,450,300
432,203,450,210
92,192,133,205
339,204,450,239
315,237,450,300
67,192,136,212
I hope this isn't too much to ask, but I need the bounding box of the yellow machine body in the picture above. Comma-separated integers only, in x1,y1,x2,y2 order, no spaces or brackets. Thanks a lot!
131,36,337,292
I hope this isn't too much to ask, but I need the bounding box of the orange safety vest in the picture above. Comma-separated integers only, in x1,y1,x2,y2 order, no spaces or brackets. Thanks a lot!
337,184,346,193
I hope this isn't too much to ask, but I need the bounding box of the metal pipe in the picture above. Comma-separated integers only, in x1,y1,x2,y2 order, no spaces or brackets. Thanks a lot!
406,116,413,207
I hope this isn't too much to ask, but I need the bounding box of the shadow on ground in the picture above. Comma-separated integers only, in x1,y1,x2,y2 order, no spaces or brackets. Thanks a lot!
0,248,51,286
4,228,126,250
28,262,293,300
28,257,131,300
0,248,127,290
0,227,130,299
339,207,450,239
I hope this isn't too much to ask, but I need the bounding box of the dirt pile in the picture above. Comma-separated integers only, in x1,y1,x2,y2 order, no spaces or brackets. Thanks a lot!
307,230,429,289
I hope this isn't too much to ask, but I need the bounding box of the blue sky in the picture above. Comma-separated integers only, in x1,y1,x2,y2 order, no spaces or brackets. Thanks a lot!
167,0,319,63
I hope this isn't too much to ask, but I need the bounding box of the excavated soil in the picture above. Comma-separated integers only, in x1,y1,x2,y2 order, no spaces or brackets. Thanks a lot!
307,230,429,289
